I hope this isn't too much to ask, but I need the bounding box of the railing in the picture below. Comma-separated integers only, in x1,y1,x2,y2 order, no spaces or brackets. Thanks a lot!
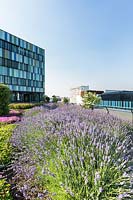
99,100,133,110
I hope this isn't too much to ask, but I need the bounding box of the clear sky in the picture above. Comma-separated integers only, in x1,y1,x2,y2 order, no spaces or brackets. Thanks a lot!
0,0,133,97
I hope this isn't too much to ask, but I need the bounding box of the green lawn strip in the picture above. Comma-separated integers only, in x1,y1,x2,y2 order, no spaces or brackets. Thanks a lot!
0,123,16,200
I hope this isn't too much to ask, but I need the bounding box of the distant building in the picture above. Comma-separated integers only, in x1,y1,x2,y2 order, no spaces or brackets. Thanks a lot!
0,29,45,102
70,85,89,104
70,85,104,105
70,85,133,109
100,90,133,110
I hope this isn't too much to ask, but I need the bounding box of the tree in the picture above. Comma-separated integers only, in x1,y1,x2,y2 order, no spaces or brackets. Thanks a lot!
0,84,11,115
82,92,101,109
43,95,50,103
63,97,69,104
52,95,58,103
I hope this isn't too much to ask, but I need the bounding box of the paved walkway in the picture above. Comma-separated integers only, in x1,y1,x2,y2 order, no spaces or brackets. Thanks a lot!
97,108,133,123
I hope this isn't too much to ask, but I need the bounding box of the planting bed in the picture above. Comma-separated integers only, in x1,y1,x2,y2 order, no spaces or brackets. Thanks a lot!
0,123,16,200
9,105,132,200
0,109,23,199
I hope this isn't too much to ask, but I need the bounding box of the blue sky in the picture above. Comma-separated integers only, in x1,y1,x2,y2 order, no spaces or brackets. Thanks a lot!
0,0,133,97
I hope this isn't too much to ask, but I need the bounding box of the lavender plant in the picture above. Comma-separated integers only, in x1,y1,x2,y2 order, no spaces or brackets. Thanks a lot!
10,105,132,200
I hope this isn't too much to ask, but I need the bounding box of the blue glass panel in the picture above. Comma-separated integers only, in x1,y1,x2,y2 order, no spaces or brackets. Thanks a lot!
0,48,2,57
5,32,7,40
14,53,16,61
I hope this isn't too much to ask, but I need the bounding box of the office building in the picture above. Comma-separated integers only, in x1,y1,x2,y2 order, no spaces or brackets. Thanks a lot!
0,29,45,102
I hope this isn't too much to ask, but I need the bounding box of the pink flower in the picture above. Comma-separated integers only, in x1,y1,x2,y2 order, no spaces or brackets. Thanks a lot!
9,109,23,116
0,116,20,123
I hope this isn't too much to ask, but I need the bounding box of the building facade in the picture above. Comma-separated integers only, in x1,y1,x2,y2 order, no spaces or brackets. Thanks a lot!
0,29,45,102
70,86,90,104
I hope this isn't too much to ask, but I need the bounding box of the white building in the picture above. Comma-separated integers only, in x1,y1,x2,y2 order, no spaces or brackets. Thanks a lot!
70,85,89,105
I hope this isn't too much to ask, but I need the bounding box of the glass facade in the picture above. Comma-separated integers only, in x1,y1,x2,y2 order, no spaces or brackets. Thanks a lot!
0,29,45,102
99,91,133,110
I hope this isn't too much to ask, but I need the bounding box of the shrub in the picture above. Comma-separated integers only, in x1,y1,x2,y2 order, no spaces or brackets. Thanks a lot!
0,124,16,199
9,102,43,110
63,97,69,104
9,103,34,110
10,105,132,199
0,124,16,164
0,179,13,200
82,92,101,109
52,95,58,103
43,95,50,103
0,84,10,116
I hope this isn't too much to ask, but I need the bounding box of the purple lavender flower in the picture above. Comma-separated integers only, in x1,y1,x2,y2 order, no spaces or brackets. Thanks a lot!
10,104,132,199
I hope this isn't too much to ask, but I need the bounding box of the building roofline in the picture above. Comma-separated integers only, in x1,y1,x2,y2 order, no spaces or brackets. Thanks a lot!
104,90,133,94
0,28,45,51
71,85,89,90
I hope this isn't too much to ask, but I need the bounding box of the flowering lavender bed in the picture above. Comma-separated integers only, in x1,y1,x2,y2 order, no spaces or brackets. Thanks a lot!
10,105,132,200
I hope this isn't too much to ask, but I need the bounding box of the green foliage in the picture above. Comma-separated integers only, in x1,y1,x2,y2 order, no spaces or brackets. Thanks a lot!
43,95,50,103
52,95,58,103
22,130,131,200
52,136,130,200
0,179,13,200
0,123,16,200
9,103,34,110
9,102,43,110
82,92,101,109
63,97,69,104
23,132,68,199
0,84,10,116
0,124,16,164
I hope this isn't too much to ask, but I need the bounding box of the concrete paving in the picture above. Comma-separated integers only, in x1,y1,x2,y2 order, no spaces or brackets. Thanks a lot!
97,108,133,123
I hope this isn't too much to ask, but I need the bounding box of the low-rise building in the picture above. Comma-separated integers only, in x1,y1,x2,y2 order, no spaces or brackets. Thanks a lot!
70,85,104,105
70,85,89,104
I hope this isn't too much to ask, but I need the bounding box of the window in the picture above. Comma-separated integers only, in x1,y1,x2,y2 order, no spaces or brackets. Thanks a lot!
0,48,2,57
0,30,5,40
0,75,4,83
24,56,28,64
